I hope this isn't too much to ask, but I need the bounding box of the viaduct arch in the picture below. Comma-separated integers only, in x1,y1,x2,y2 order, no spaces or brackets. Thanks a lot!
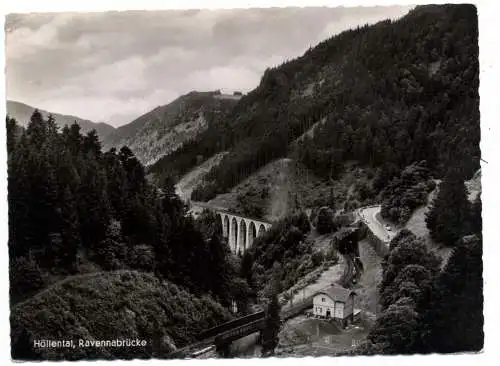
219,212,272,254
189,201,273,254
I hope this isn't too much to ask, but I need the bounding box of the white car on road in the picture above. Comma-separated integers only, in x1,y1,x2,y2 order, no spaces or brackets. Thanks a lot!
385,224,392,231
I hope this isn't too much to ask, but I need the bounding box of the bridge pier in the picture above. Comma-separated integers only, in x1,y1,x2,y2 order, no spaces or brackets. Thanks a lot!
189,202,272,254
217,212,271,254
257,331,263,345
215,342,231,358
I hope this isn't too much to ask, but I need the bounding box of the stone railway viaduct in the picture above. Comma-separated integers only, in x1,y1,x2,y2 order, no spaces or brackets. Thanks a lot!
189,201,272,254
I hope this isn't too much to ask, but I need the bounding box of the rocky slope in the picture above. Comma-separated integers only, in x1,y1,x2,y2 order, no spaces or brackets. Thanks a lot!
7,100,115,139
103,91,239,166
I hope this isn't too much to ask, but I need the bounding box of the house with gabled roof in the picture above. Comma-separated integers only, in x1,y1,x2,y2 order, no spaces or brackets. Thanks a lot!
312,284,356,327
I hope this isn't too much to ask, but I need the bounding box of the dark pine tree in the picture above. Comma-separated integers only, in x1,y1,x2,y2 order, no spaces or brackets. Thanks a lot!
58,186,81,273
426,168,471,246
240,251,255,292
316,207,334,235
261,293,281,356
82,129,102,159
423,235,483,353
6,116,18,155
26,109,46,149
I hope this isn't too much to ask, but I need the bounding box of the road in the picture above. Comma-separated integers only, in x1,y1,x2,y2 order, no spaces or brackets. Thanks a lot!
357,205,396,244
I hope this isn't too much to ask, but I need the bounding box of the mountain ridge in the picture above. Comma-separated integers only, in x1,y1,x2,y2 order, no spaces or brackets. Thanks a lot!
102,90,240,166
6,100,115,139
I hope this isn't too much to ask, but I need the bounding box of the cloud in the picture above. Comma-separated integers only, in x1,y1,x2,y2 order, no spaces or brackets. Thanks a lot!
5,6,413,126
6,14,73,59
72,57,149,96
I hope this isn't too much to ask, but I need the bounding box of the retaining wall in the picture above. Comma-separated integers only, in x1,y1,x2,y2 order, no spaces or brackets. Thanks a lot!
357,221,390,258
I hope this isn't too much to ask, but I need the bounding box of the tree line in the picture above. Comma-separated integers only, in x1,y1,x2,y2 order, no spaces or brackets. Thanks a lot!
360,228,482,354
7,112,248,313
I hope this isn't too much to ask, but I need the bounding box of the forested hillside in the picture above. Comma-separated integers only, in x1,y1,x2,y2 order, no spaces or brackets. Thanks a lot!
103,90,238,166
7,112,250,359
150,4,479,203
357,229,482,354
11,271,232,360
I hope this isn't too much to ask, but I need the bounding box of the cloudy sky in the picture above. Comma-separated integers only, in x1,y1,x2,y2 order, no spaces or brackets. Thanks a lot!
6,6,413,127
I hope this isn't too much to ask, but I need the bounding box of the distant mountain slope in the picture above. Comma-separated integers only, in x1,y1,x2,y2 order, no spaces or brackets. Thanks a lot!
102,90,240,166
6,100,115,139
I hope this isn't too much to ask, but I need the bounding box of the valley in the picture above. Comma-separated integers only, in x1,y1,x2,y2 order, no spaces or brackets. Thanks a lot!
6,3,482,361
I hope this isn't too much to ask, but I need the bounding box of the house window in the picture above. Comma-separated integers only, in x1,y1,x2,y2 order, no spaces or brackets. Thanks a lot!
322,297,326,302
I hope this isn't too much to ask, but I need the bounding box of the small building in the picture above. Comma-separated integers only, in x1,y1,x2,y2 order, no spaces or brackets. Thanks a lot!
312,285,356,327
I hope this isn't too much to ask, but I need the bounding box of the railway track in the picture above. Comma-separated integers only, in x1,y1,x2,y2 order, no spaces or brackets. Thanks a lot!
338,253,363,287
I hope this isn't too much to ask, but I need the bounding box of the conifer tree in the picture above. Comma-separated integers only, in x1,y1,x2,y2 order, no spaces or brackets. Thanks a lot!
240,251,255,290
316,207,334,234
64,122,83,155
6,116,18,155
261,293,281,356
46,114,59,138
425,168,471,246
83,129,101,158
26,109,46,148
423,235,483,352
59,186,80,273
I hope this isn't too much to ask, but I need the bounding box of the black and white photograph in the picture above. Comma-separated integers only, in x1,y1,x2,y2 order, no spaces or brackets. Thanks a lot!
4,1,484,361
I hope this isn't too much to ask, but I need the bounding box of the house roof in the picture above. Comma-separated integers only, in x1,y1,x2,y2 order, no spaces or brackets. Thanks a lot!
315,285,355,303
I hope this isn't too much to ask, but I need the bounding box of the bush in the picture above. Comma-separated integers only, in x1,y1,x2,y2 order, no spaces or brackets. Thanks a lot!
249,213,322,296
285,211,311,233
333,212,355,227
311,251,324,267
128,244,155,272
191,182,218,201
381,161,435,225
316,207,335,234
325,247,340,263
236,187,269,219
